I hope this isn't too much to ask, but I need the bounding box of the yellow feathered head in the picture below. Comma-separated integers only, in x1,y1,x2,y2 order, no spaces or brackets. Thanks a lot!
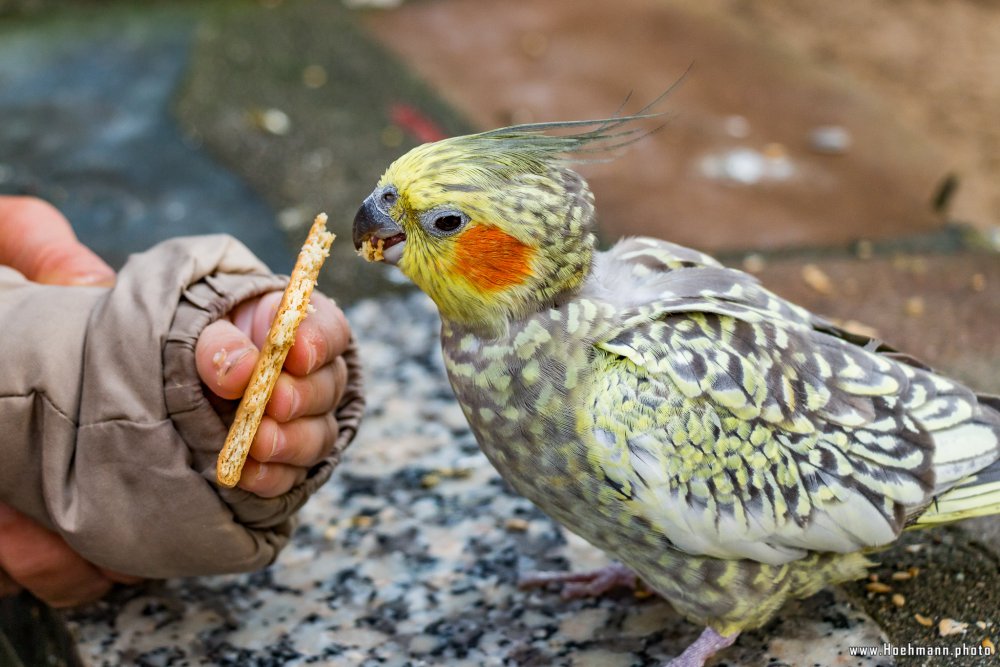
353,106,664,332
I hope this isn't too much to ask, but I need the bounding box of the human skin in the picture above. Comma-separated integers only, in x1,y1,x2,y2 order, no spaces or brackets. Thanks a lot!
0,195,351,606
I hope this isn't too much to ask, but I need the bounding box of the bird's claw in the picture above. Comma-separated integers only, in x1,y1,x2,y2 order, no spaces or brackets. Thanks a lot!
518,562,639,599
664,627,739,667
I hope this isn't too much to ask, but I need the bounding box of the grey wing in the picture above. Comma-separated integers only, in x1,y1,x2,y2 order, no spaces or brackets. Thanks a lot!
587,237,1000,562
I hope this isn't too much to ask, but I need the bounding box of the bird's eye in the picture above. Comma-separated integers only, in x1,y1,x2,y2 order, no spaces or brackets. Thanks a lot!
380,190,397,207
434,214,463,232
421,209,467,236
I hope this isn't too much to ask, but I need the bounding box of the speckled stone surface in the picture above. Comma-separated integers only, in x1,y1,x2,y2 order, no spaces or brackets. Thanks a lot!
66,294,892,667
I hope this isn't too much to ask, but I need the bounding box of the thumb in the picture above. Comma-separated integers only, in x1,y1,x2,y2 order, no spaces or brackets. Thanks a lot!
195,319,260,401
0,196,116,287
33,242,117,287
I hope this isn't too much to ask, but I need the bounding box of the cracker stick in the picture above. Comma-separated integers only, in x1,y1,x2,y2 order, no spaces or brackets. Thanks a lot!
216,213,336,487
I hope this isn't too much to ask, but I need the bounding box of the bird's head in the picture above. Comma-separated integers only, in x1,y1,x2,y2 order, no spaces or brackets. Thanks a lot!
353,111,659,334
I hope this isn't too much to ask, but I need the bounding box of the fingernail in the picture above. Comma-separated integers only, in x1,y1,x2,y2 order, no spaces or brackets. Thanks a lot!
286,389,300,420
306,345,318,374
215,346,254,380
268,427,283,461
255,462,268,481
70,272,116,287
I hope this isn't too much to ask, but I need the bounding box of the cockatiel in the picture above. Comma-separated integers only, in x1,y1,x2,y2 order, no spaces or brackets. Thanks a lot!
352,110,1000,666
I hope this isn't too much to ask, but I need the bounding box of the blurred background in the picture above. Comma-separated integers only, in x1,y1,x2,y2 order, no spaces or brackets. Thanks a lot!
2,1,999,664
1,0,997,388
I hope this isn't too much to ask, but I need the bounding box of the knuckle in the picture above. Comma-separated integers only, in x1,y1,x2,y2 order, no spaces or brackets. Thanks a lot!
268,376,299,422
320,363,339,400
285,419,321,467
252,418,283,461
289,379,309,419
242,463,291,498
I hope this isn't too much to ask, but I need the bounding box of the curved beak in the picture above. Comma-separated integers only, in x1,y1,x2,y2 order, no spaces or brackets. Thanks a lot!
352,195,407,264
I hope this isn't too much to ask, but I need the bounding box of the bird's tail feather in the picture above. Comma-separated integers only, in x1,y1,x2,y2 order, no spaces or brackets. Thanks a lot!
912,393,1000,527
977,392,1000,415
912,459,1000,526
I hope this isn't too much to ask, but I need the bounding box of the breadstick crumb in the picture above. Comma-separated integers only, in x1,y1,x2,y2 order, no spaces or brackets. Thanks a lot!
358,237,385,262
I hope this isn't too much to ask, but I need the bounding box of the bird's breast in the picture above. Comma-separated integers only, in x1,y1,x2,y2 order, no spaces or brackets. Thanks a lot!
439,318,600,514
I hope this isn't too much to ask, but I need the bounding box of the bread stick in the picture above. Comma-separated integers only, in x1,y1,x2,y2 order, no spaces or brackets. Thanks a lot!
216,213,335,487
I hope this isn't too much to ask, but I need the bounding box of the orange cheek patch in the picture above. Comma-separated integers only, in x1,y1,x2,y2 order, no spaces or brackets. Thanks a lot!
453,225,535,292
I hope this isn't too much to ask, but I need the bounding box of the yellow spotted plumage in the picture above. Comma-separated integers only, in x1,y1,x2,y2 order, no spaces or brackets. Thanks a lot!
353,109,1000,665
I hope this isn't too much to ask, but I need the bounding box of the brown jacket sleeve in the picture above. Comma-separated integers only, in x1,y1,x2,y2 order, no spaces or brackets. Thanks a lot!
0,235,364,578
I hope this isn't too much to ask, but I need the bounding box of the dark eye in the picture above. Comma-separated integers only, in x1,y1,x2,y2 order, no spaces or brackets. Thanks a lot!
422,209,467,236
380,190,397,207
434,214,463,232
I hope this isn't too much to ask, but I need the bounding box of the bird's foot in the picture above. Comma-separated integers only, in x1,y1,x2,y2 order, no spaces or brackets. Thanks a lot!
664,627,739,667
518,562,638,599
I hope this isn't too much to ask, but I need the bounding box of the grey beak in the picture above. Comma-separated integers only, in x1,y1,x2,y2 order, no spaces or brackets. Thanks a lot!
352,195,403,250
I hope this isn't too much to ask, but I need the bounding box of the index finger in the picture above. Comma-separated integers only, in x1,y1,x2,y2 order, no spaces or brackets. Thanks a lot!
283,293,351,377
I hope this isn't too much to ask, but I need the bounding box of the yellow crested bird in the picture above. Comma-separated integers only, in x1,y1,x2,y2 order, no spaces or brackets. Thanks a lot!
352,106,1000,666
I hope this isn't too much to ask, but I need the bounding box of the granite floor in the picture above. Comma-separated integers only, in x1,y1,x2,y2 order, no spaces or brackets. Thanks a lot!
66,294,893,667
1,1,998,665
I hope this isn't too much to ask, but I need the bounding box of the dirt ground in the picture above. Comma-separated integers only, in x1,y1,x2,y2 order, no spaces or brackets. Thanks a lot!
365,0,948,254
369,0,1000,239
686,0,1000,230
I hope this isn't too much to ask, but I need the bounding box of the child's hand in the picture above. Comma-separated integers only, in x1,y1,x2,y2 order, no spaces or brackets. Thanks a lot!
0,195,353,606
195,290,352,497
